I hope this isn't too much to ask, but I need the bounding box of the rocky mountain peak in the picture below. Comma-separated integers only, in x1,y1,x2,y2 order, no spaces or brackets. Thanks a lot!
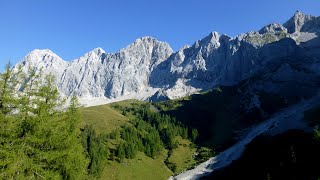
91,47,106,56
293,10,306,20
126,36,161,48
209,31,220,40
79,47,106,63
193,32,221,50
259,23,287,34
22,49,63,66
118,36,173,69
124,36,173,53
27,49,58,59
17,49,67,79
283,10,317,33
13,12,320,106
202,32,220,44
138,36,159,43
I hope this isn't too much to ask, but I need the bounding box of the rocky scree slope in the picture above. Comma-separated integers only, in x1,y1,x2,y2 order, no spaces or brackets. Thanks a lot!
15,11,320,106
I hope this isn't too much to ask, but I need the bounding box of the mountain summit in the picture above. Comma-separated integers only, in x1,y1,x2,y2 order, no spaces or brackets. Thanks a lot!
15,11,320,106
284,10,319,33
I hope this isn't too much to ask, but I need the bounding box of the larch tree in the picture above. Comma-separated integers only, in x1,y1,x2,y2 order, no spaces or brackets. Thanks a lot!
0,64,89,179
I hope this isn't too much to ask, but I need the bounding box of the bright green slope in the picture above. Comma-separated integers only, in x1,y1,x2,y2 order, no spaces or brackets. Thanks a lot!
81,99,199,180
101,151,172,180
167,136,197,173
81,104,129,134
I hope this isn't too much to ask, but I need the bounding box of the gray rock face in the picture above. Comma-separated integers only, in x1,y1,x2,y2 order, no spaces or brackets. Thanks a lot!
15,11,320,105
259,23,288,34
283,10,320,33
18,37,172,100
150,11,320,99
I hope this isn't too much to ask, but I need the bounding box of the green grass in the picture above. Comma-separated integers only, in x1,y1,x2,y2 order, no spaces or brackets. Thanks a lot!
81,104,129,134
100,151,172,180
81,99,150,133
167,136,197,174
81,100,199,179
110,99,150,118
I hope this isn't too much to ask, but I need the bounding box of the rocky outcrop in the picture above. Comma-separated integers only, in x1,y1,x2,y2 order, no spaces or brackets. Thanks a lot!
283,10,320,34
17,37,172,101
15,11,320,105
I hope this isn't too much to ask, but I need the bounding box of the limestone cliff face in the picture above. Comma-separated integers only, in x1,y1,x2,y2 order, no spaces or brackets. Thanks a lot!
18,37,173,100
150,11,320,99
15,11,320,105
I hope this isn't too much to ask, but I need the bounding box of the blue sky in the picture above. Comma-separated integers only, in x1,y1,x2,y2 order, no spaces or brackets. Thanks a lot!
0,0,319,70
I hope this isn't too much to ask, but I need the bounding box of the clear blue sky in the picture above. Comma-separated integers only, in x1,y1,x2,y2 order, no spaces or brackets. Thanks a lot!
0,0,319,70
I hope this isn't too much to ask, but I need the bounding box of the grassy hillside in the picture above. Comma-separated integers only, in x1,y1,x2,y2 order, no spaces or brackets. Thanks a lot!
80,99,202,179
166,136,197,173
81,104,129,134
79,87,290,179
80,85,303,179
101,151,172,180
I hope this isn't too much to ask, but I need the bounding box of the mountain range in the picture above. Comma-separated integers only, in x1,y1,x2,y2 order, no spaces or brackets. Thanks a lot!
15,11,320,106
